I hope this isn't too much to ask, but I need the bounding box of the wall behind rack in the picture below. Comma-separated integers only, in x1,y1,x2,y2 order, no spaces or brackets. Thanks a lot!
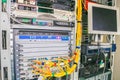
113,37,120,80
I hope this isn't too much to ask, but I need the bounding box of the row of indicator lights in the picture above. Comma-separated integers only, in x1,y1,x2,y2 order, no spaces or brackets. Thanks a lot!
33,21,53,26
19,35,69,40
20,18,53,26
22,18,71,26
32,19,53,26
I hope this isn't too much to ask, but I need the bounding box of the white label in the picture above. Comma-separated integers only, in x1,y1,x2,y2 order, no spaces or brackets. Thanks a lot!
38,76,43,80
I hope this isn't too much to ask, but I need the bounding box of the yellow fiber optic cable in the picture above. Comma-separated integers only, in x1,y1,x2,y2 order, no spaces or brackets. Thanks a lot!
31,0,83,79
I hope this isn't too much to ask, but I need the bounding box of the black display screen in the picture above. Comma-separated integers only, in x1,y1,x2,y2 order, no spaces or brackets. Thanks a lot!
92,7,117,32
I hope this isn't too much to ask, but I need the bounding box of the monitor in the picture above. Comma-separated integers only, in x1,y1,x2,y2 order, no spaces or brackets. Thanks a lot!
88,3,120,35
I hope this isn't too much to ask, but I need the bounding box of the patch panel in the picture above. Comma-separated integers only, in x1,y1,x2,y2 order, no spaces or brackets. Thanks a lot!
16,0,75,11
81,44,111,55
15,17,75,28
11,3,75,21
13,29,73,80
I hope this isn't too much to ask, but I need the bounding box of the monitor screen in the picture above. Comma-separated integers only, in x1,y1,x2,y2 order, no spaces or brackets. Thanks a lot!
88,3,119,35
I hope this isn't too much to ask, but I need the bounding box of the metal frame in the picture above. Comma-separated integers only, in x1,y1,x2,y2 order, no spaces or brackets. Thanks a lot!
0,0,12,79
0,12,11,80
0,0,78,80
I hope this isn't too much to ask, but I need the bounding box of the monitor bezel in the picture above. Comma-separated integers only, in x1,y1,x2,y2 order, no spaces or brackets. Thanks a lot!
88,3,120,35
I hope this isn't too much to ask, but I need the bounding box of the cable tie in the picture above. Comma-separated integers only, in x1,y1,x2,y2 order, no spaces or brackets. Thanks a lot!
52,73,55,77
76,46,80,49
65,71,68,76
77,21,82,23
74,62,78,65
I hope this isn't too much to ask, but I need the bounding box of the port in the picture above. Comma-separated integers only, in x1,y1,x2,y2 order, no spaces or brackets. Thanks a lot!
3,67,8,80
2,30,7,49
20,73,25,75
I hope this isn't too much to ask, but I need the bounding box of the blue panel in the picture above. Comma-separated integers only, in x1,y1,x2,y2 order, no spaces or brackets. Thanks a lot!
103,48,111,53
36,36,42,39
112,44,116,52
42,36,48,39
30,36,36,39
19,36,30,39
19,35,70,41
61,36,69,41
51,36,57,39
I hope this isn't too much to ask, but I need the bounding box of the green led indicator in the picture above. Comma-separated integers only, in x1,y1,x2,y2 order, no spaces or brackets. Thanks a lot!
2,0,7,3
22,18,30,23
32,18,36,22
38,22,43,26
